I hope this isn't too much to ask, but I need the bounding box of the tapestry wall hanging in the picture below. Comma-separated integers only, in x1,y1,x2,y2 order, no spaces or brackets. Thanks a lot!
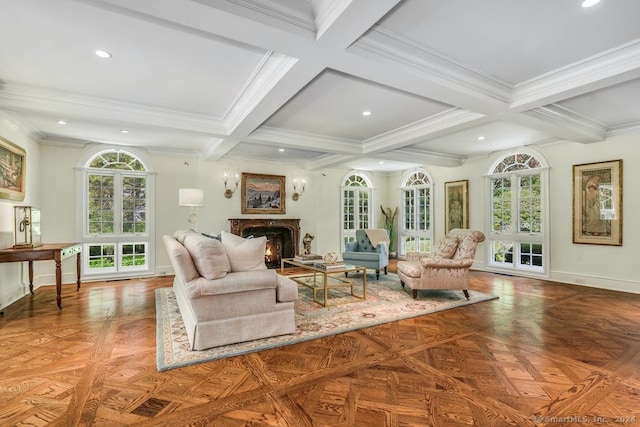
572,159,623,246
444,179,468,234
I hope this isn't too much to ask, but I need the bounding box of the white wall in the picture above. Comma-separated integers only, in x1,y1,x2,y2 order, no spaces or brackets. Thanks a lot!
0,116,42,309
37,144,363,282
387,136,639,294
3,113,638,312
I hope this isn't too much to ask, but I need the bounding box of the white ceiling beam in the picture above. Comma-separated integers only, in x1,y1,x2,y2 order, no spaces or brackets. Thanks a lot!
313,0,401,48
511,40,640,111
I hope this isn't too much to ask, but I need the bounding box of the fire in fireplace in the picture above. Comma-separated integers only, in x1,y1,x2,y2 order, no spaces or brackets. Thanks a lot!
228,218,300,268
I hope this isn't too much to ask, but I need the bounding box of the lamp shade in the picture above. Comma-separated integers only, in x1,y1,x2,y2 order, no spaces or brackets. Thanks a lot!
179,188,204,207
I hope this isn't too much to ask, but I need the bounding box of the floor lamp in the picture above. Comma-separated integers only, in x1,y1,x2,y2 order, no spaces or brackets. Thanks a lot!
179,188,204,230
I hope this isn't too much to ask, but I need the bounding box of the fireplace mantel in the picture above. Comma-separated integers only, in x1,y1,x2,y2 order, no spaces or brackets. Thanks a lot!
228,218,301,264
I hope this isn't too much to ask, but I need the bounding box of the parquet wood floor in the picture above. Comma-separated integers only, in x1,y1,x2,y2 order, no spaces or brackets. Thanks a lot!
1,271,639,426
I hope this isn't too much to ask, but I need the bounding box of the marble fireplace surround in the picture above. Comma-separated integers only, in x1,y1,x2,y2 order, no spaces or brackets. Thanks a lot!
228,218,300,267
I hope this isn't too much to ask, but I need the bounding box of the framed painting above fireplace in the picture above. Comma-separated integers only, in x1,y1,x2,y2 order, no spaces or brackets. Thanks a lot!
241,173,286,214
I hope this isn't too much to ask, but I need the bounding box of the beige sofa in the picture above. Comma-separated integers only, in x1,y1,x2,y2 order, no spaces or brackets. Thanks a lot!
163,230,298,351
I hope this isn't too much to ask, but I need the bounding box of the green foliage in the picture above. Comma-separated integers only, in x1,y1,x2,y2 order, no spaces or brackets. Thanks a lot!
380,205,399,252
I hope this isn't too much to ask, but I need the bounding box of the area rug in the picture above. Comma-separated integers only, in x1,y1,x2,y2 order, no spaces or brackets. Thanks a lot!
156,273,498,371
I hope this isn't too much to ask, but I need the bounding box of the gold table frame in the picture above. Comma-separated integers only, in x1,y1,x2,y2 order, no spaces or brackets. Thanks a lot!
280,258,366,307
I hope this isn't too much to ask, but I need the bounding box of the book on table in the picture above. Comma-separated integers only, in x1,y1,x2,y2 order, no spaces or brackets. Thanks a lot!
313,261,346,270
293,254,323,264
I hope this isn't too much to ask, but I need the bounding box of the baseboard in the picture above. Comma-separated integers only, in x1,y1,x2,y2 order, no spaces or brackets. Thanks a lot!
550,271,640,294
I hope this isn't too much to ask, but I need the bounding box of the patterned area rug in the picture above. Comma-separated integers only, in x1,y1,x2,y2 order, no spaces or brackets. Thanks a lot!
156,273,498,371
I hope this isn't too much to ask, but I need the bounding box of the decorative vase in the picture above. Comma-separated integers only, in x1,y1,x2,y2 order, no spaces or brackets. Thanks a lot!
323,252,338,264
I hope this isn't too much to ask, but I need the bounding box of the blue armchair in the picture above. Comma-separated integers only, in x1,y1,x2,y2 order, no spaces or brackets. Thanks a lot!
342,229,389,279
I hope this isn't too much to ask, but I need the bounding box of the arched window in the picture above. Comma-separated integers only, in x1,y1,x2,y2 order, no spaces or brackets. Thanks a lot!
399,169,433,255
486,150,549,276
76,147,155,279
341,171,374,249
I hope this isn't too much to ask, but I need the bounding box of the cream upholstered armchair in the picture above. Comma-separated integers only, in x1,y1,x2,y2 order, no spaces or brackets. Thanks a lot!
396,229,485,299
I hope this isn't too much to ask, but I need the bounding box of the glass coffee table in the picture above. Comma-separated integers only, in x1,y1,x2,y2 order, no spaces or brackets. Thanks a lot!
280,258,366,307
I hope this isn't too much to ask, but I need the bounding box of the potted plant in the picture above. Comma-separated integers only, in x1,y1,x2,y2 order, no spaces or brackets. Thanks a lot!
380,205,398,258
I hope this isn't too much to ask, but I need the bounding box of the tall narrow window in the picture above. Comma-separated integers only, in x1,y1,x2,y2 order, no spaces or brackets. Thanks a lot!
341,172,373,250
487,151,548,276
399,170,433,255
77,148,155,279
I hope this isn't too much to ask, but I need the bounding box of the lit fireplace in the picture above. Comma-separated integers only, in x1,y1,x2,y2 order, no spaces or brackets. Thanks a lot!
229,218,300,268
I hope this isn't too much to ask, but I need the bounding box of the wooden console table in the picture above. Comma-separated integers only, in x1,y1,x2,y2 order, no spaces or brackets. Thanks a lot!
0,243,82,309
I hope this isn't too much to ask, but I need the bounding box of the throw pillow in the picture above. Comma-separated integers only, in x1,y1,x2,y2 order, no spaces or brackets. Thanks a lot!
182,233,231,280
433,235,459,258
220,231,268,272
173,229,198,244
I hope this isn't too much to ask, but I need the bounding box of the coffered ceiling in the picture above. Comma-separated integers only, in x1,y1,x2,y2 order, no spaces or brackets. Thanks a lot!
1,0,640,172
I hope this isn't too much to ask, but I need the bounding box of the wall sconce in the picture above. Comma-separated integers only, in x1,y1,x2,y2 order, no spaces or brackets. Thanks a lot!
179,188,204,229
223,170,240,198
292,177,306,201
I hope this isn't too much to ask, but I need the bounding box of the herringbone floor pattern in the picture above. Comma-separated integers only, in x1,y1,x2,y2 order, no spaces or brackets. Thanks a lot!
1,271,639,426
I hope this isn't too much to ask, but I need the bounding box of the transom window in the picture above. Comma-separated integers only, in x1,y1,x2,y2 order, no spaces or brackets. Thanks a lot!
487,150,548,276
399,170,433,255
77,148,155,279
341,172,374,250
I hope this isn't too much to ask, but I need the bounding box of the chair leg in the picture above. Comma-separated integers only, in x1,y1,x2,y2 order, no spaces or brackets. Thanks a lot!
344,272,348,278
412,289,418,299
375,269,380,280
384,266,387,275
463,289,470,300
400,280,405,288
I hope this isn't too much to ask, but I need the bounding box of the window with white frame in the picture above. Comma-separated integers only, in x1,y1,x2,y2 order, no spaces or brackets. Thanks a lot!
341,172,373,250
487,151,549,276
399,170,433,256
78,149,155,279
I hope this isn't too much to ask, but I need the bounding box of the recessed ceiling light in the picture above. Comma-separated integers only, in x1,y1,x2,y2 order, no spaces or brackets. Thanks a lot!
581,0,601,7
362,111,371,116
57,120,67,125
95,50,112,59
478,136,485,140
278,148,285,152
120,130,129,134
379,161,385,165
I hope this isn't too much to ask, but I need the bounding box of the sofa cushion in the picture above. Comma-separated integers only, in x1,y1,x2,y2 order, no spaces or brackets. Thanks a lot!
182,233,231,280
453,234,479,260
163,235,199,284
221,231,267,272
276,274,298,302
433,235,459,258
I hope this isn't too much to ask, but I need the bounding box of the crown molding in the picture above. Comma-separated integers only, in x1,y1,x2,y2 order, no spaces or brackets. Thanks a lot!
524,105,607,142
379,147,462,168
0,110,46,142
0,82,230,135
511,39,640,111
205,0,315,32
606,120,640,137
247,126,362,154
39,137,91,148
312,0,351,40
363,108,486,154
352,27,512,106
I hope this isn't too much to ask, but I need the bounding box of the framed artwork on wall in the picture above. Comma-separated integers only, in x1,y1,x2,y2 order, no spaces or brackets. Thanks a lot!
573,159,623,246
0,137,26,201
444,179,468,234
241,173,286,214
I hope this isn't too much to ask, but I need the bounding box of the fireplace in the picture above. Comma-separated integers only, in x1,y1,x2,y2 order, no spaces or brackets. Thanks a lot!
229,218,300,268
